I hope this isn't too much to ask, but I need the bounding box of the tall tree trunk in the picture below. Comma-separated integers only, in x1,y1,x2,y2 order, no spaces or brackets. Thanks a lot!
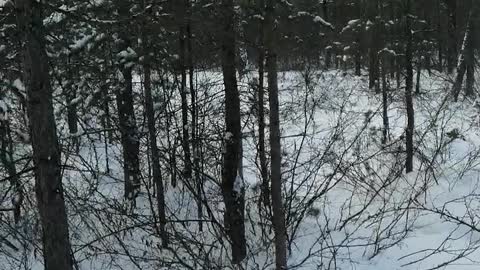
186,0,202,231
452,12,475,100
101,83,111,173
0,118,22,223
116,2,141,202
14,1,73,269
116,67,141,201
177,0,193,182
354,0,362,76
142,9,168,246
265,0,288,268
464,13,475,97
381,57,389,144
446,0,457,73
220,0,246,264
416,59,421,94
257,0,270,210
405,0,415,173
368,0,379,91
66,57,78,136
436,0,444,72
323,0,332,70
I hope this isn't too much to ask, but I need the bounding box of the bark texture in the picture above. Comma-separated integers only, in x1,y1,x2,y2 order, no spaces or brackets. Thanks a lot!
265,0,288,268
220,0,246,264
15,1,74,269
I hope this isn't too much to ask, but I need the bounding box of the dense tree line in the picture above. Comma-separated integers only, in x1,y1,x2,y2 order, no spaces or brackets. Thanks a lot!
0,0,479,269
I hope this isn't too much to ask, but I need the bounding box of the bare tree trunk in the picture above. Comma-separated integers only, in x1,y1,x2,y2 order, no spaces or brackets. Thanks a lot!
100,83,111,173
177,0,193,182
220,0,246,264
368,0,379,91
0,118,22,223
436,0,444,72
66,57,78,136
415,59,421,94
15,1,73,269
257,0,270,210
354,35,362,76
186,0,202,231
446,0,457,73
116,2,141,202
381,57,389,145
452,12,475,100
142,10,168,246
265,0,288,268
464,15,475,98
323,0,332,70
405,0,415,173
116,67,141,201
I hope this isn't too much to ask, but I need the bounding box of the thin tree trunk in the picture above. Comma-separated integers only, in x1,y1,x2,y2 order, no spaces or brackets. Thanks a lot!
15,1,73,269
220,0,246,264
446,0,457,73
452,12,475,100
177,0,192,182
186,0,202,231
436,0,444,72
101,83,111,173
0,119,22,223
265,0,288,268
405,0,415,173
416,59,421,94
355,36,362,76
257,0,270,210
464,15,475,97
142,14,168,246
381,57,389,144
368,1,379,91
66,57,78,136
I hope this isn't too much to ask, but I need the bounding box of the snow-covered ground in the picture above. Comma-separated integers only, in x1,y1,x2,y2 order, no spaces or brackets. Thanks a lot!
2,69,480,270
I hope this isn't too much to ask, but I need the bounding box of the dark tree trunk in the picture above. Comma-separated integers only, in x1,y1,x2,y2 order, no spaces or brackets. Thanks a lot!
142,12,168,245
0,118,22,223
416,59,421,94
186,0,202,231
452,13,475,100
368,1,380,91
66,58,78,136
220,0,246,264
405,0,415,173
381,57,389,144
437,0,444,72
265,0,288,268
257,0,270,210
446,0,457,73
116,2,141,202
116,67,141,201
14,1,74,269
464,15,475,97
102,83,113,144
354,35,362,76
177,0,193,182
323,0,332,70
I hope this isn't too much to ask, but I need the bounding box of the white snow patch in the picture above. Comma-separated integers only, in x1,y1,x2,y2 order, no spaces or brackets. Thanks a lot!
233,174,243,194
12,79,25,91
0,99,8,121
225,132,234,140
313,16,333,29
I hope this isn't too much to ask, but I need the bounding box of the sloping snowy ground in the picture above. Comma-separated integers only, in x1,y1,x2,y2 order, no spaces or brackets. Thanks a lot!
2,69,480,269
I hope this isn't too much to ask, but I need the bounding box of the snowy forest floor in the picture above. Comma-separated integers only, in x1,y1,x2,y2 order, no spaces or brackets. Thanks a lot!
2,69,480,270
